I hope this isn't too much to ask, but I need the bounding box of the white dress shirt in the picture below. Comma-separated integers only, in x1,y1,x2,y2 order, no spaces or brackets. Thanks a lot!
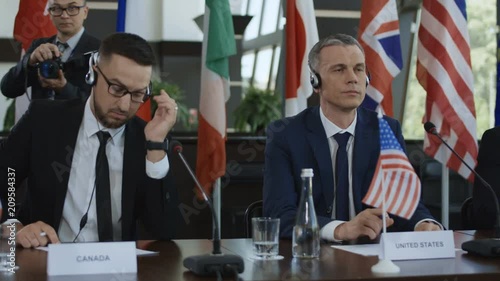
58,99,170,242
318,108,357,241
318,108,442,242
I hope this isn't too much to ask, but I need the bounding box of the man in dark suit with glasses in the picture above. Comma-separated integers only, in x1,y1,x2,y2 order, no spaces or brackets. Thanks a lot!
1,0,100,101
0,33,180,248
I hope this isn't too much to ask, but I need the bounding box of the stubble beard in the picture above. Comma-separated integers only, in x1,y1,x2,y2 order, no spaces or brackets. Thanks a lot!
94,102,130,129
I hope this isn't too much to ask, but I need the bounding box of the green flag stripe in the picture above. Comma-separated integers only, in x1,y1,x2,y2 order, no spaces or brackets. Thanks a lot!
206,0,236,79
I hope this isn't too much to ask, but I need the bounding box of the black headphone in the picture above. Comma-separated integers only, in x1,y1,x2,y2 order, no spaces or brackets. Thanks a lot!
85,51,153,101
309,63,370,89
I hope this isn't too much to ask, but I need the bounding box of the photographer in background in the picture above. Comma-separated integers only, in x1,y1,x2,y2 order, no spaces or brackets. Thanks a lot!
1,0,100,101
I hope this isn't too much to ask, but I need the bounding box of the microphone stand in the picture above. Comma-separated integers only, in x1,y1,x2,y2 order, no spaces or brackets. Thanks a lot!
171,141,244,276
175,146,221,255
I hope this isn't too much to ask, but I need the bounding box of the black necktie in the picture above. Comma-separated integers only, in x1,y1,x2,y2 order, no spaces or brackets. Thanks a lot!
334,132,351,221
95,131,113,242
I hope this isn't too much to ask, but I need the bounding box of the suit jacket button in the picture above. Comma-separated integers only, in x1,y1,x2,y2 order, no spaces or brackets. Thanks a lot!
327,205,332,214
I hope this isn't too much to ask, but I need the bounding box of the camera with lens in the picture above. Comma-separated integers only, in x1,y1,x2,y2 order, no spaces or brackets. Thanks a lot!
38,57,64,79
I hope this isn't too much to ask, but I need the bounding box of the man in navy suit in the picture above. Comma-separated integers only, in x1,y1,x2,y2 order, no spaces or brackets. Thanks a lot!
1,0,100,100
263,34,441,242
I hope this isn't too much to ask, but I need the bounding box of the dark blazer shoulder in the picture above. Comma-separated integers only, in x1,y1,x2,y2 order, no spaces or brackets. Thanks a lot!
267,106,318,137
27,98,84,119
30,36,56,48
80,31,101,49
357,107,401,131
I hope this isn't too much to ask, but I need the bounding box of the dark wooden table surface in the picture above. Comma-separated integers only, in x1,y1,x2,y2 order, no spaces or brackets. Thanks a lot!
2,231,500,281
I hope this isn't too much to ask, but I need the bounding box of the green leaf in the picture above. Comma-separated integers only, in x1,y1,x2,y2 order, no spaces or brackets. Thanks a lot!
151,80,196,131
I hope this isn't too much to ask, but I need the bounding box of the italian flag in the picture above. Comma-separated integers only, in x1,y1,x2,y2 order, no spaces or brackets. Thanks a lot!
195,0,236,197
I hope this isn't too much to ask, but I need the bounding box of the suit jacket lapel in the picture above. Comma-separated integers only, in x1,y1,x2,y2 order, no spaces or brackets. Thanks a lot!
71,31,92,57
305,107,334,209
121,121,142,239
53,100,86,229
352,108,379,213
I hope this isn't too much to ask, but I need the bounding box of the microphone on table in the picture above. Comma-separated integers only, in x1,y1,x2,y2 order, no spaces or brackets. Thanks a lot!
424,122,500,257
170,140,244,276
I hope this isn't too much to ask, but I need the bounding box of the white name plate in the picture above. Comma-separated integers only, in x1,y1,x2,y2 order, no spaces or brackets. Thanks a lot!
47,242,137,276
381,230,455,260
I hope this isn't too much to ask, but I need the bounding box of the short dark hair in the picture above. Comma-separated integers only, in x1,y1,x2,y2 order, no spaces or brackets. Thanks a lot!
98,33,155,66
308,34,364,72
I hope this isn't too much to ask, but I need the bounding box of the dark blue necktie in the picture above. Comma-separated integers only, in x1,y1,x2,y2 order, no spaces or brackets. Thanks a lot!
95,131,113,241
57,42,69,54
334,132,350,221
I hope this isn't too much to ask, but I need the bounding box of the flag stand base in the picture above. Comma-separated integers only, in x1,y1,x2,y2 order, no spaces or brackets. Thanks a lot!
371,259,400,274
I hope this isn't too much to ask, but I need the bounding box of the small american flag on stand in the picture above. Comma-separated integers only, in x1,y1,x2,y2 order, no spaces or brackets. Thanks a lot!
362,117,421,219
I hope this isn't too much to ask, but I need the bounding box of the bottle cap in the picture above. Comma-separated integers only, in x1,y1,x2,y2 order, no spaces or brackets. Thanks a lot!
301,168,314,177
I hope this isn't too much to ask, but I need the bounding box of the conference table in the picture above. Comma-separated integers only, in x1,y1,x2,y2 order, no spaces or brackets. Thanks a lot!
4,231,500,281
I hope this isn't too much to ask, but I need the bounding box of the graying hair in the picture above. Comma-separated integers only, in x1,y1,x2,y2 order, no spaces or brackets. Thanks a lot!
308,34,364,72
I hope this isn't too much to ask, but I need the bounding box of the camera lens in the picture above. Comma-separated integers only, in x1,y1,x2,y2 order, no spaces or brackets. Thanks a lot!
39,60,61,79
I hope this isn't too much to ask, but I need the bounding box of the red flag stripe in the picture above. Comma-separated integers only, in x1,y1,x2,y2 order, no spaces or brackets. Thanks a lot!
14,0,57,51
418,0,477,182
418,26,475,113
363,46,395,116
135,99,152,122
362,119,421,220
358,0,402,117
415,63,478,174
196,114,226,198
285,0,304,100
386,171,405,212
284,0,318,117
375,21,400,35
422,0,471,61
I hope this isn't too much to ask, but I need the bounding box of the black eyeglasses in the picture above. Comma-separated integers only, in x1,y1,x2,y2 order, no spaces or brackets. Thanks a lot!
48,5,86,16
96,65,150,104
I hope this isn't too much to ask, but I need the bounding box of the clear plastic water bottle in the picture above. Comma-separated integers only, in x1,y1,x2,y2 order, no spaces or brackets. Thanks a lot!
292,168,320,258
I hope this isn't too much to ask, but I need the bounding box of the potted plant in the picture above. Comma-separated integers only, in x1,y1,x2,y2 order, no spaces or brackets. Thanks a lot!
2,99,15,132
233,87,281,133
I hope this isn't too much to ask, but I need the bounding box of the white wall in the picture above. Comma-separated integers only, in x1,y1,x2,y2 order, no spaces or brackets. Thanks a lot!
0,0,19,131
0,0,19,38
163,0,205,41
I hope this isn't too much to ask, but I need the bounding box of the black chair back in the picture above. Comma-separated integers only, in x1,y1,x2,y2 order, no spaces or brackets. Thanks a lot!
244,200,263,238
461,197,475,229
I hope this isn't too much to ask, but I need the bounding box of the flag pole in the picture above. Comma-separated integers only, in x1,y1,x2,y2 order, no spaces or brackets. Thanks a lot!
213,178,221,238
371,167,400,274
372,112,400,274
441,165,449,229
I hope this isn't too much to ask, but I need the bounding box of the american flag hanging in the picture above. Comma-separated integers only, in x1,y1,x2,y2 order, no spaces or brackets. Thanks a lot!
358,0,403,117
417,0,477,181
362,117,421,219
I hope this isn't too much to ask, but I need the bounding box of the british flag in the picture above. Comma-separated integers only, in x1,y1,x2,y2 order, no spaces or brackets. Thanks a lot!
363,117,421,219
358,0,403,117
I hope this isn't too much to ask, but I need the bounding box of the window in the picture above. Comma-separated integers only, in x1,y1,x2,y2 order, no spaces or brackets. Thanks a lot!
242,0,284,91
402,0,496,140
